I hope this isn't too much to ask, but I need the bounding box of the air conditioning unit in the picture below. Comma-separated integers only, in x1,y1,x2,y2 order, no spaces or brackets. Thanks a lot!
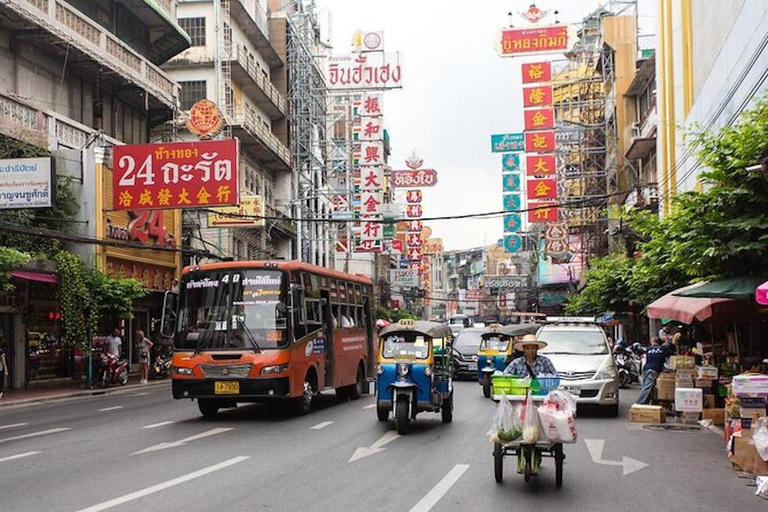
631,121,641,138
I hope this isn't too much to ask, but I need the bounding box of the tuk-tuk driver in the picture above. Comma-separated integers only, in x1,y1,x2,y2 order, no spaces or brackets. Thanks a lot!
502,334,556,378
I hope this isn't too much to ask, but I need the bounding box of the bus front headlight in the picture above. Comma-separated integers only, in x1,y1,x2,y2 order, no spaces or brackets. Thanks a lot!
261,363,290,375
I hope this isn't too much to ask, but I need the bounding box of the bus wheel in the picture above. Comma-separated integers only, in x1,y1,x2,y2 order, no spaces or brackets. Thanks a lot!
349,366,365,400
290,379,314,416
198,399,219,419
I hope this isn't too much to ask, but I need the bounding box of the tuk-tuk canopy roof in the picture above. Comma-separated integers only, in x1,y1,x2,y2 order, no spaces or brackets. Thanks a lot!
379,320,453,339
498,324,540,337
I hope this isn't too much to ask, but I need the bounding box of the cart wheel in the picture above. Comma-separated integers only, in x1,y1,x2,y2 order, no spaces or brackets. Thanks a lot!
555,444,564,488
494,443,503,483
482,377,491,399
524,450,532,483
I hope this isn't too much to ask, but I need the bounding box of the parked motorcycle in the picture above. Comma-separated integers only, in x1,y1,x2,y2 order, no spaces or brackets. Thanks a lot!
149,353,172,380
614,343,643,389
95,352,129,388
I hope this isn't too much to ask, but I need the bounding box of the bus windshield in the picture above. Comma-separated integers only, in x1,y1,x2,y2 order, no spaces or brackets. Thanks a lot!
175,270,289,351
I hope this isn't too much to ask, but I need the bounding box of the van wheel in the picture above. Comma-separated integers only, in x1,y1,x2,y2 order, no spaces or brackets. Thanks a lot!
198,399,219,418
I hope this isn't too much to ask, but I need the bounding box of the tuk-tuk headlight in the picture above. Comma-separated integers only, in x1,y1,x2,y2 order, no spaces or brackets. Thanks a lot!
397,363,408,376
424,365,433,377
376,365,384,375
487,357,494,365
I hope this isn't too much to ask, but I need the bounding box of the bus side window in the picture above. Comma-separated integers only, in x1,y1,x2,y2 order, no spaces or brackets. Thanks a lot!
292,284,307,340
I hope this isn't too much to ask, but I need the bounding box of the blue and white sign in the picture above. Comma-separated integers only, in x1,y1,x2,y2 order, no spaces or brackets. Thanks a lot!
504,214,522,233
502,153,521,172
503,193,522,212
504,234,523,253
491,133,525,153
0,157,53,209
502,173,521,192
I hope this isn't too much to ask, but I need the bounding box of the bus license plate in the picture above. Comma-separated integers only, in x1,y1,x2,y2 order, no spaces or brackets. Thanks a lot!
214,381,239,394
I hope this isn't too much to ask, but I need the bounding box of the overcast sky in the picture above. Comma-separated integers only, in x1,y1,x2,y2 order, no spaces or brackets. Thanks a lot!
315,0,654,252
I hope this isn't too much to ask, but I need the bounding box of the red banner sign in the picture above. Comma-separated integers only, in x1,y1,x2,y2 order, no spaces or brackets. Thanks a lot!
526,155,557,176
521,62,552,84
524,108,555,130
112,140,239,211
497,26,573,57
527,178,558,200
524,131,556,153
391,169,437,188
406,189,423,203
406,204,423,218
523,85,553,107
528,202,560,223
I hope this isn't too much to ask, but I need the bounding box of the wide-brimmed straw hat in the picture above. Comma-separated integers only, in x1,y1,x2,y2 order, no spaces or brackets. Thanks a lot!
513,333,548,352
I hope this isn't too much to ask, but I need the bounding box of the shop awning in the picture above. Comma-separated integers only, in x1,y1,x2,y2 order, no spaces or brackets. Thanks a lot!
646,282,746,324
9,270,58,284
672,275,768,300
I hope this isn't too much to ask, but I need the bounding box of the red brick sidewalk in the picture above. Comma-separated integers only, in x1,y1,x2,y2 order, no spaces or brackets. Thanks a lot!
0,375,169,406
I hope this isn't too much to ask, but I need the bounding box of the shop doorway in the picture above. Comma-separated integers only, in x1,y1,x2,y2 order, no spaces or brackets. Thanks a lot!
0,314,13,390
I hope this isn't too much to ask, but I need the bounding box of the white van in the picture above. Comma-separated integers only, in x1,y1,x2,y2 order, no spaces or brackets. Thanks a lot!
536,318,619,416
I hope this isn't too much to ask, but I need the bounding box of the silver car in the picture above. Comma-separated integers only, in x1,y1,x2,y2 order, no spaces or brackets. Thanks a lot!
536,321,619,416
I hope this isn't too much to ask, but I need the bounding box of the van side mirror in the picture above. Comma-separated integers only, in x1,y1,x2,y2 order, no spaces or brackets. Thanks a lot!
160,290,178,338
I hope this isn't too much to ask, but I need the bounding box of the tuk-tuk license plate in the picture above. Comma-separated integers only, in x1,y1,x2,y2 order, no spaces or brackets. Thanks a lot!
565,386,581,396
214,381,240,394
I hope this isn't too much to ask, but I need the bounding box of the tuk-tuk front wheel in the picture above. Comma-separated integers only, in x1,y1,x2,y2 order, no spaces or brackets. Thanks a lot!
482,376,492,399
395,395,410,434
441,393,453,423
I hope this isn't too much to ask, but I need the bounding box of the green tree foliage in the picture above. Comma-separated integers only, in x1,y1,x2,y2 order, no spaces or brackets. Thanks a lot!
564,253,634,315
0,247,32,291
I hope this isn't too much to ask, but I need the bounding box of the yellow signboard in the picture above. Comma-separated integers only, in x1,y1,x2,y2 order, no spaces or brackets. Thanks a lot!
207,195,264,227
423,238,443,254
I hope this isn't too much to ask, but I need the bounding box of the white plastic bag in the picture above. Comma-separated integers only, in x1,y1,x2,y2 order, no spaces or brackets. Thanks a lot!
537,390,578,443
487,392,522,444
521,393,541,444
753,417,768,462
756,476,768,499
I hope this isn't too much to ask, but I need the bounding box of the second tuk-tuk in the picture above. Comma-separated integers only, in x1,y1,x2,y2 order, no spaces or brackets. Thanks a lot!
477,324,540,398
375,319,454,434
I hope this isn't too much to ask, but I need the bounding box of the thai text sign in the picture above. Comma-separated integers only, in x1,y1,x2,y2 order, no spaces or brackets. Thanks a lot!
391,169,437,187
485,275,530,291
527,178,557,200
524,108,555,130
326,53,403,90
0,157,54,209
522,62,552,83
491,133,525,153
523,85,554,107
423,238,443,254
524,131,556,153
112,140,239,211
495,25,575,57
207,195,264,227
526,154,557,176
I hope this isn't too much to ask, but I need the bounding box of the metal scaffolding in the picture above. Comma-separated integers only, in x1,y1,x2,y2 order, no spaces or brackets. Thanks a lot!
286,0,332,265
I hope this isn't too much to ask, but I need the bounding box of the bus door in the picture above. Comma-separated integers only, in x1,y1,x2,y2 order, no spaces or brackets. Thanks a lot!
321,290,334,388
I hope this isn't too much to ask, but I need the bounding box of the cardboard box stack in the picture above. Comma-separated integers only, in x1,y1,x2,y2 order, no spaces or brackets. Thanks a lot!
656,372,676,401
727,374,768,475
695,366,723,425
675,387,702,424
630,404,665,423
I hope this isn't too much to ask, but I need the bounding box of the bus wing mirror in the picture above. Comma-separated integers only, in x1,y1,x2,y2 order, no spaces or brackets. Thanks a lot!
161,290,178,338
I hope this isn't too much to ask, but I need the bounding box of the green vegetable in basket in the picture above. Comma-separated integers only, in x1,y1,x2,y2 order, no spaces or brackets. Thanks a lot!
497,426,523,442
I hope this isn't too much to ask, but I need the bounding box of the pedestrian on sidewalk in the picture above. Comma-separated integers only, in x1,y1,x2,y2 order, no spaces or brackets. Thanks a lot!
0,346,6,399
135,330,153,384
105,329,122,358
636,336,674,404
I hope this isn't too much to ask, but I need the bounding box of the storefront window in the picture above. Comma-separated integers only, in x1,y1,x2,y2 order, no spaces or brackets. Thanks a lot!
27,282,64,381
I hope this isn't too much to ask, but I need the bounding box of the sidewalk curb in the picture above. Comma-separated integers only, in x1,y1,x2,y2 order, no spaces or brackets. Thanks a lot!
0,380,171,408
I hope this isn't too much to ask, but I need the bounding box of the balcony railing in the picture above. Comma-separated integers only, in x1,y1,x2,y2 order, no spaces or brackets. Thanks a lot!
8,0,178,109
232,105,292,169
0,90,121,152
232,45,286,118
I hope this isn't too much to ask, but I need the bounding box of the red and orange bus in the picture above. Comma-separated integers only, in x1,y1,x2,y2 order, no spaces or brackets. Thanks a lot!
164,260,376,417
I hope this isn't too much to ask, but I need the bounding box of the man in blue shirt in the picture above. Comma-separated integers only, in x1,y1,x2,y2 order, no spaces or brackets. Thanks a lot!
503,334,557,377
636,336,674,404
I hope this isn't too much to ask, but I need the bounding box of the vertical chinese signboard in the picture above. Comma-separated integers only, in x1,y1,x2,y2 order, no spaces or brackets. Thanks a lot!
353,93,385,253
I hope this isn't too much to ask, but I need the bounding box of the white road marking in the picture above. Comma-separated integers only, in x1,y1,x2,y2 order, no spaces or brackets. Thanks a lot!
349,430,400,462
125,392,150,397
76,456,249,512
0,423,28,430
142,421,176,429
362,404,376,410
409,464,470,512
132,428,233,455
0,428,72,444
98,406,124,412
310,421,333,430
584,438,649,476
0,451,41,462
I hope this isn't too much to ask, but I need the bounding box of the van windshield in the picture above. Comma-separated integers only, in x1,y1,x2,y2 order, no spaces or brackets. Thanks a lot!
537,329,609,355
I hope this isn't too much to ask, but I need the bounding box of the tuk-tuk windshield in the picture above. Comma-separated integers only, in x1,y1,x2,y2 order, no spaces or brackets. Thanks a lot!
382,332,431,359
480,335,509,352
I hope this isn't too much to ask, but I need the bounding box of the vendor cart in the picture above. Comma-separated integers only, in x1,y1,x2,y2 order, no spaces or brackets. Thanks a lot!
493,439,564,486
